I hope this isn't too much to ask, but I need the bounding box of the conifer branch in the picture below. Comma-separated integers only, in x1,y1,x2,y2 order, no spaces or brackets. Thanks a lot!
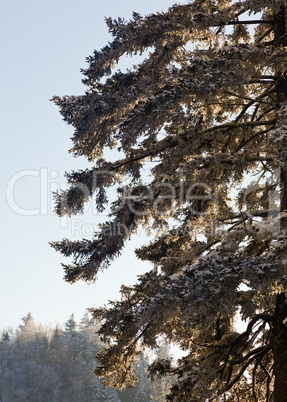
67,119,276,182
52,2,287,399
218,346,271,395
224,20,274,26
255,27,274,43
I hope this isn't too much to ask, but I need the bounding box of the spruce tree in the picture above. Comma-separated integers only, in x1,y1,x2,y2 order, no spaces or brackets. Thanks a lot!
133,353,152,402
51,0,287,400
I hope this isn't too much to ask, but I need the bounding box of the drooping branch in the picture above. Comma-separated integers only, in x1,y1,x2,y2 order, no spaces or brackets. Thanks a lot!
218,345,272,395
223,20,274,26
61,118,276,198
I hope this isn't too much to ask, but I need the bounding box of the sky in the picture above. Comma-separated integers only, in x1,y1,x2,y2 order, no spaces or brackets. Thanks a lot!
1,0,174,330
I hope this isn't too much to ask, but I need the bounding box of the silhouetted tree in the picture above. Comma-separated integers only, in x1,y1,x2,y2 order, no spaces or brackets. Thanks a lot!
52,0,287,400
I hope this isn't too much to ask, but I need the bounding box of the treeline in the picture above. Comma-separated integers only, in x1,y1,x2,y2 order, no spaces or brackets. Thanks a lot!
0,313,173,401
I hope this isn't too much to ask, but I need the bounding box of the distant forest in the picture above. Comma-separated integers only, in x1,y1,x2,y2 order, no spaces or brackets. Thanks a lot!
0,313,173,401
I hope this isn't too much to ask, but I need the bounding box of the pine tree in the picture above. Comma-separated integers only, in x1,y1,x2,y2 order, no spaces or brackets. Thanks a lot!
51,0,287,400
64,314,77,337
78,313,107,401
63,314,86,400
131,353,149,402
17,313,37,341
149,340,175,401
0,315,172,400
0,330,13,401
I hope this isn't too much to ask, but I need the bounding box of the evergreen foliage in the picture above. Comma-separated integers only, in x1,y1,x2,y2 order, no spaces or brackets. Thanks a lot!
51,0,287,400
0,314,171,401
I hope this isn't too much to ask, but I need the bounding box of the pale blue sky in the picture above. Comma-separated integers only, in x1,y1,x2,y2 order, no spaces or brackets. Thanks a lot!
1,0,173,329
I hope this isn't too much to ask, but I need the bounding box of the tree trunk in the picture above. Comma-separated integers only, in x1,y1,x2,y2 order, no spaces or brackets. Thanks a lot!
272,7,287,399
270,293,287,401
